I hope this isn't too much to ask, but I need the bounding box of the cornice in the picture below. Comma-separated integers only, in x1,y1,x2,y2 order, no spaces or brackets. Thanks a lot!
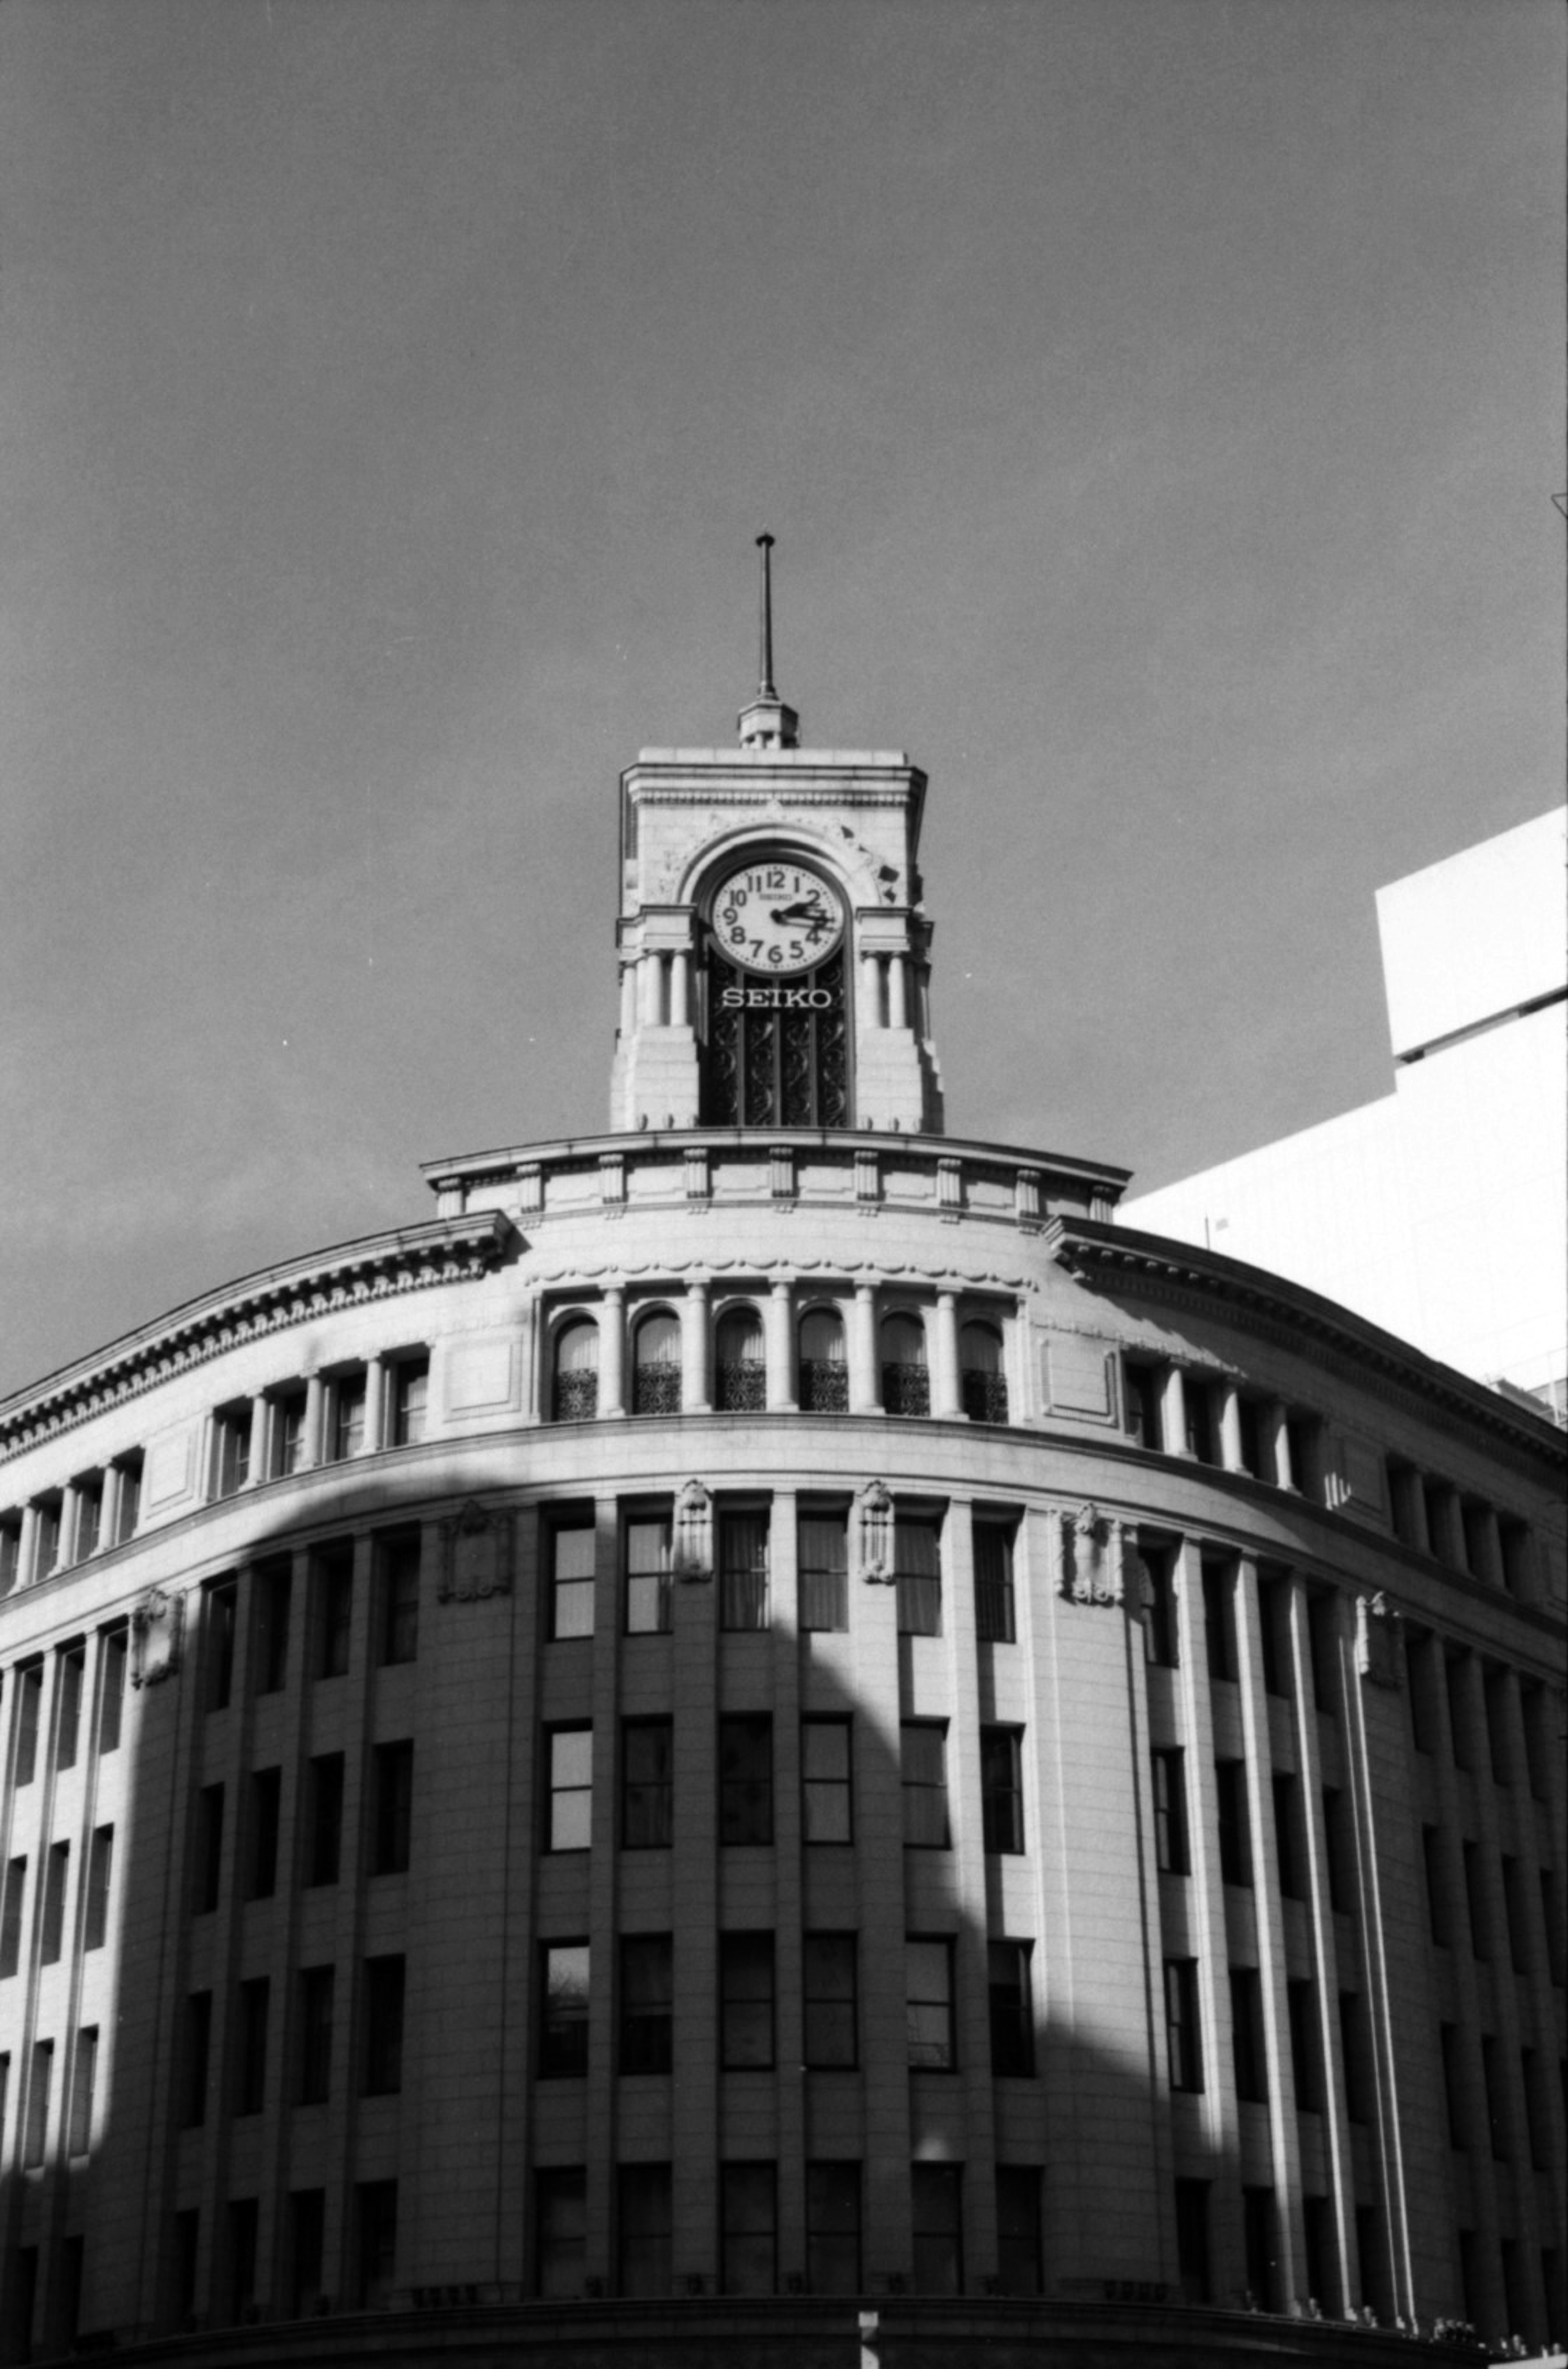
0,1213,515,1464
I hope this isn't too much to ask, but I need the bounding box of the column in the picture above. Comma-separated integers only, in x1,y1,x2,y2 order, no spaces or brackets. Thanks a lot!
849,1284,879,1413
887,951,908,1030
1287,1583,1356,2316
1162,1366,1188,1458
619,960,637,1038
765,1280,796,1411
639,949,661,1026
600,1286,626,1417
362,1356,386,1457
1218,1382,1243,1473
931,1290,961,1418
1265,1402,1294,1491
302,1373,326,1471
18,1505,38,1587
860,949,882,1026
682,1279,711,1414
670,948,690,1029
246,1396,270,1486
98,1466,121,1550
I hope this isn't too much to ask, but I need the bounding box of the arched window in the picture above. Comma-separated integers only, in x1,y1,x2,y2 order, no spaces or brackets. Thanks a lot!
880,1313,930,1417
552,1319,599,1421
632,1311,682,1417
960,1321,1008,1424
798,1307,848,1414
715,1307,766,1413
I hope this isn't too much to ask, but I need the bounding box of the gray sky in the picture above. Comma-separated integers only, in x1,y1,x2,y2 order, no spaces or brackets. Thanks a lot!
1,0,1561,1399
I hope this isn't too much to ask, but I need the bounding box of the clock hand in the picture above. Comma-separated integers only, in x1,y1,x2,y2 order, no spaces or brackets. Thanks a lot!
771,901,829,925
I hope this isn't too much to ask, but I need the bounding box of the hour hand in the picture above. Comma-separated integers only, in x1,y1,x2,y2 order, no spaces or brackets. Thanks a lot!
771,900,829,926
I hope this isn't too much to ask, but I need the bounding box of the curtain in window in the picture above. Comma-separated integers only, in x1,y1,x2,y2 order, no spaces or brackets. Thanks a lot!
881,1314,930,1416
799,1514,848,1631
632,1312,682,1415
715,1308,766,1411
799,1307,849,1412
960,1322,1009,1422
895,1516,942,1636
553,1320,599,1420
720,1513,769,1630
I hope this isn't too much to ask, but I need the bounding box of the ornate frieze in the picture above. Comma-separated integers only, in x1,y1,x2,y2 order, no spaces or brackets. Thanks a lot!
437,1502,514,1603
131,1587,185,1687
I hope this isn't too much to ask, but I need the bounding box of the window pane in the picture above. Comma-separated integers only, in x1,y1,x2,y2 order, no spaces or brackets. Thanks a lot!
720,1513,769,1631
626,1518,672,1634
799,1514,849,1632
802,1719,852,1843
895,1518,942,1636
550,1731,592,1850
550,1524,596,1640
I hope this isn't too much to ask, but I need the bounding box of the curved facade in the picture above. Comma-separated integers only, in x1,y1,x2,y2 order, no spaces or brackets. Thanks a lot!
0,689,1563,2368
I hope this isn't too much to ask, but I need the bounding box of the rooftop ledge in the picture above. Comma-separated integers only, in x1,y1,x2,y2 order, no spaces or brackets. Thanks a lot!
631,747,914,768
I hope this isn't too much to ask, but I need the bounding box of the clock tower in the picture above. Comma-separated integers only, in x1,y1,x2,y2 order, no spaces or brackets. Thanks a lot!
610,539,944,1135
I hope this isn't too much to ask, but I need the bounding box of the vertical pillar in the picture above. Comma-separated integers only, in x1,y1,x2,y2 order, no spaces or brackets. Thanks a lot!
362,1356,386,1457
600,1287,626,1417
682,1279,711,1414
766,1281,796,1411
619,962,637,1037
860,949,882,1026
1287,1582,1356,2317
887,952,908,1030
18,1505,38,1586
1266,1403,1295,1492
1218,1383,1243,1473
849,1284,879,1413
246,1397,270,1487
932,1291,961,1418
98,1466,121,1549
670,948,690,1028
1162,1366,1188,1459
639,951,661,1026
301,1374,326,1471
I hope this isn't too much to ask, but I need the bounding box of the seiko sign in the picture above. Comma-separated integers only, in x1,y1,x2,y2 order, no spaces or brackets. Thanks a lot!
719,984,837,1010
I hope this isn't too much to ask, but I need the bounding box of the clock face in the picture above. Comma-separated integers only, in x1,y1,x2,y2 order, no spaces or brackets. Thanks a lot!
710,858,844,975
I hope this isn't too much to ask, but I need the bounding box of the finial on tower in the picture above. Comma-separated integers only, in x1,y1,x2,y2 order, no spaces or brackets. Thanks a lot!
739,531,799,750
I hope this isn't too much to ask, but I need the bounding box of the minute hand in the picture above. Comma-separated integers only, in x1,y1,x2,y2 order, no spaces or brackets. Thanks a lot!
771,901,829,925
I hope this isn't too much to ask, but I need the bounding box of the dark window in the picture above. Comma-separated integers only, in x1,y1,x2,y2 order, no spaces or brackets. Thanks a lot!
362,1955,405,2095
535,2168,586,2299
1307,1593,1339,1712
0,1860,26,1979
313,1542,354,1679
803,1933,857,2068
182,1992,212,2127
305,1755,344,1887
40,1842,69,1965
1339,1991,1370,2123
56,1645,85,1767
290,2191,326,2318
974,1521,1016,1643
1153,1749,1189,1874
84,1826,113,1950
1258,1572,1289,1697
205,1583,236,1712
989,1940,1034,2076
329,1371,367,1463
553,1318,600,1421
376,1533,421,1665
114,1453,142,1540
719,1509,769,1631
14,1664,41,1786
624,1515,670,1635
881,1313,930,1416
1165,1959,1203,2092
981,1726,1025,1853
247,1771,281,1901
546,1726,592,1851
1124,1360,1161,1448
1481,2035,1508,2157
910,2162,962,2294
254,1560,292,1694
960,1321,1008,1423
1231,1968,1266,2103
297,1968,334,2105
97,1627,127,1752
1501,1857,1528,1972
719,1714,773,1845
355,2180,398,2310
1499,1518,1530,1599
68,2026,98,2157
234,1977,269,2115
1141,1544,1178,1667
1185,1377,1217,1464
1243,2186,1278,2310
215,1405,251,1496
1439,2022,1466,2146
715,1306,766,1412
806,2162,860,2294
391,1356,429,1446
34,1497,62,1579
802,1718,852,1843
1288,1979,1320,2110
1323,1787,1352,1914
549,1518,596,1640
1273,1775,1302,1899
1236,1395,1264,1477
906,1937,954,2069
1301,2195,1330,2312
622,1719,673,1849
799,1511,849,1632
1422,1825,1448,1945
798,1308,849,1413
1174,2178,1210,2303
631,1311,682,1416
1463,1842,1489,1960
1202,1559,1238,1680
194,1783,225,1913
539,1942,590,2077
171,2206,200,2322
620,1934,673,2073
273,1387,307,1478
720,2162,776,2295
901,1722,949,1848
996,2166,1042,2295
720,1932,775,2068
617,2163,671,2297
895,1513,942,1636
371,1742,414,1876
1284,1413,1317,1499
227,2199,259,2327
1216,1761,1250,1887
0,1520,19,1597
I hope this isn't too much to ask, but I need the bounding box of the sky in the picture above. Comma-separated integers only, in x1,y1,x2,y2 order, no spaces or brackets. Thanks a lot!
0,0,1561,1400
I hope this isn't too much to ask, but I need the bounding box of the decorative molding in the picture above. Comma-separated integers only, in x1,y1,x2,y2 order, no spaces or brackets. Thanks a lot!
768,1145,795,1200
672,1479,713,1581
598,1153,626,1207
937,1157,963,1219
131,1587,185,1687
855,1479,895,1583
853,1149,880,1205
1356,1590,1403,1687
684,1146,710,1201
1059,1503,1125,1606
437,1501,514,1602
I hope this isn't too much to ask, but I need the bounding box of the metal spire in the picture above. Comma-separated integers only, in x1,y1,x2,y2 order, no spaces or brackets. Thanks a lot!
756,532,777,698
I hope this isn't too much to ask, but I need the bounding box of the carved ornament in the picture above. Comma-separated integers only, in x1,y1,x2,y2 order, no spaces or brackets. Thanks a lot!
672,1479,713,1581
437,1502,514,1603
1059,1504,1125,1606
131,1587,185,1687
855,1479,895,1584
1355,1590,1403,1688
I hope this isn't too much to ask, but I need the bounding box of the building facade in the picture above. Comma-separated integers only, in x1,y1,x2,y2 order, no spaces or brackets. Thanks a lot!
0,656,1563,2367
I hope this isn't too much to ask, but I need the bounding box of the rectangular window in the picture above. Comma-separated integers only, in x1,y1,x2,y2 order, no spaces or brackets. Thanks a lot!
901,1722,950,1848
67,2027,97,2157
1463,1842,1489,1960
1323,1787,1352,1914
329,1372,367,1462
719,1713,773,1845
620,1934,673,2073
290,2191,326,2318
547,1727,592,1852
1141,1543,1179,1667
40,1842,69,1965
1124,1360,1161,1448
205,1580,237,1712
973,1520,1016,1643
235,1976,270,2115
272,1386,307,1478
1185,1376,1217,1464
375,1532,421,1665
1498,1517,1530,1599
539,1941,590,2077
802,1933,857,2069
617,2163,671,2299
910,2162,962,2295
34,1497,61,1579
535,2168,586,2300
802,1718,852,1843
371,1741,414,1877
391,1357,429,1447
23,2041,52,2167
1243,2186,1278,2311
996,2166,1043,2295
313,1542,354,1679
623,1514,670,1635
182,1992,212,2127
1501,1857,1527,1972
172,2210,200,2324
297,1967,334,2106
1153,1749,1189,1874
1422,1825,1448,1945
799,1511,849,1633
362,1955,405,2095
1287,1979,1320,2110
114,1453,142,1541
1307,1592,1338,1712
621,1719,673,1849
1174,2177,1210,2303
227,2199,259,2328
214,1406,251,1496
84,1826,113,1950
720,1931,775,2068
74,1478,103,1560
549,1517,596,1640
906,1937,955,2069
355,2180,398,2310
1284,1413,1317,1500
721,2162,776,2296
194,1782,225,1914
248,1770,281,1901
1236,1394,1264,1478
98,1627,127,1752
1439,2022,1466,2146
1216,1761,1250,1887
1231,1968,1266,2103
254,1560,292,1694
1258,1572,1289,1696
56,1645,85,1767
15,1664,42,1786
0,1860,26,1979
895,1514,942,1636
989,1940,1034,2076
980,1726,1025,1853
1165,1958,1203,2092
1339,1990,1370,2124
0,1520,19,1597
1481,2035,1507,2158
806,2162,860,2295
1273,1774,1302,1899
719,1509,770,1631
305,1754,344,1887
